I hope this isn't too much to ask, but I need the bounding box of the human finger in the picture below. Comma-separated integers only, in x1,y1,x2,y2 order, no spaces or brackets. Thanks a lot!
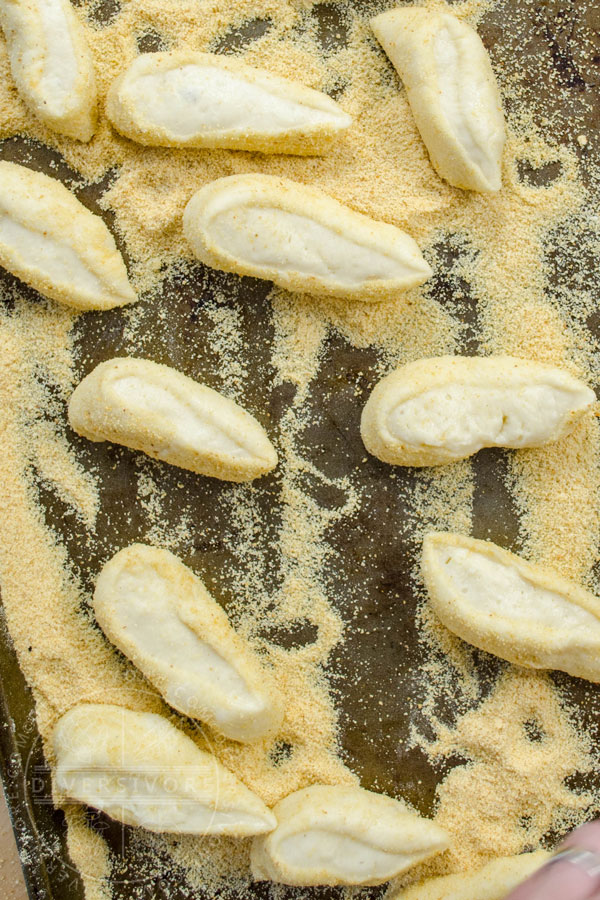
505,821,600,900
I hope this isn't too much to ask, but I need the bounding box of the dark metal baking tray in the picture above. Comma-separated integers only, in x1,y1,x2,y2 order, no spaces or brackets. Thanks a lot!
2,1,600,897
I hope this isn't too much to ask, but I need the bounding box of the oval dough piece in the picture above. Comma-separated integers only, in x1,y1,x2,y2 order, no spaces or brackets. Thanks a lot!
53,704,276,835
422,532,600,682
371,8,506,192
0,161,136,310
183,174,432,302
361,356,595,467
0,0,97,141
106,50,352,155
94,544,284,742
68,357,278,481
250,784,449,886
393,851,549,900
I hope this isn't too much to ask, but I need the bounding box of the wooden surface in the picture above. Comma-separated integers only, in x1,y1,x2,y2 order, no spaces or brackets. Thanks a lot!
0,781,28,899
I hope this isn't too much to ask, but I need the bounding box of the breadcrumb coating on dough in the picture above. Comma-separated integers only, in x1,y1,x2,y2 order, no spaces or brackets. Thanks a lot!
0,0,600,898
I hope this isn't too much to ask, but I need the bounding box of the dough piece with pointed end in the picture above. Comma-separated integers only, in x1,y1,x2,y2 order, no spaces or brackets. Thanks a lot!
371,8,505,192
393,851,549,900
251,784,449,886
361,356,595,467
0,0,97,141
94,544,284,742
422,533,600,682
0,162,136,310
53,704,276,835
106,50,352,155
68,357,278,481
183,174,432,302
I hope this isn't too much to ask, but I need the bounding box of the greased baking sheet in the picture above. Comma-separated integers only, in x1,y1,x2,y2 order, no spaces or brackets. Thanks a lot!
2,1,600,899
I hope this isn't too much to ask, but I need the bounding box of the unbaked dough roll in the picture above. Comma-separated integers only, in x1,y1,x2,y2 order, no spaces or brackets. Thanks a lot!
68,357,278,482
106,50,352,155
251,784,449,886
361,356,595,467
0,0,97,141
422,533,600,682
94,544,284,742
371,8,506,192
0,162,136,310
53,704,276,835
183,174,432,301
392,851,549,900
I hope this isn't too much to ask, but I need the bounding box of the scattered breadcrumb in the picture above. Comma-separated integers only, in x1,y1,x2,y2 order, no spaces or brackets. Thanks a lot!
1,0,600,898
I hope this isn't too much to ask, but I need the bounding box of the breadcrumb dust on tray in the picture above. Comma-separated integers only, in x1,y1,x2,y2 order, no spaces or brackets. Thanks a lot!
1,0,600,899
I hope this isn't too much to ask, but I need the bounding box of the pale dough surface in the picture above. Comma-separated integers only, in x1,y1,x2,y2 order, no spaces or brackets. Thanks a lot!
94,544,284,742
107,50,351,154
0,0,96,141
371,7,506,192
183,173,432,301
250,784,449,886
68,357,278,481
360,355,595,466
0,161,136,310
422,532,600,681
53,704,276,835
393,851,549,900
